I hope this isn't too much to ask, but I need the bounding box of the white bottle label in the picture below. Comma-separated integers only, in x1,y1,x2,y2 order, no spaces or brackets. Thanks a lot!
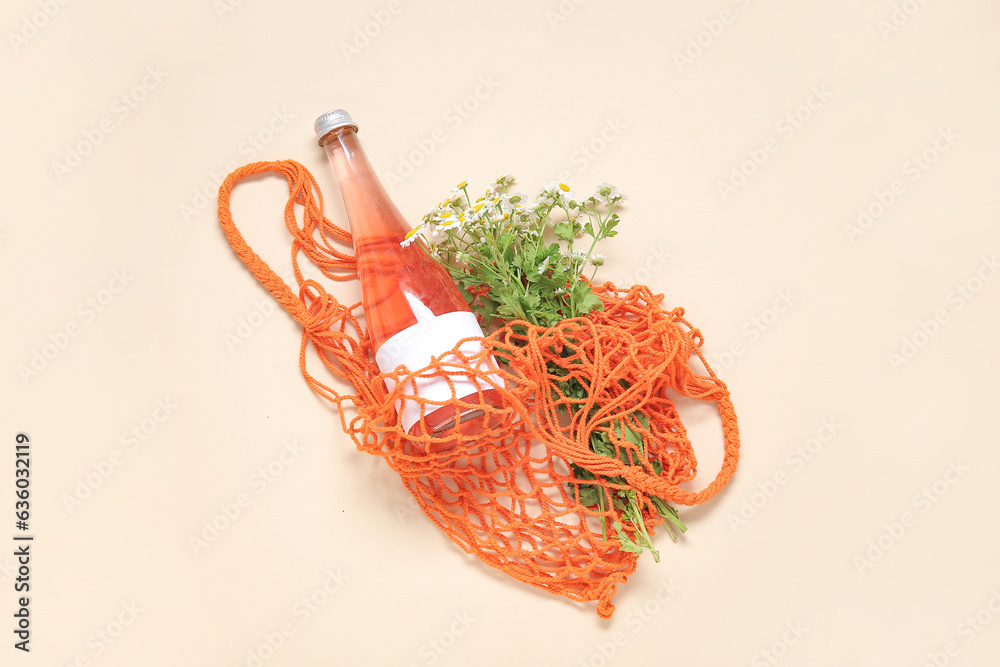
374,310,503,433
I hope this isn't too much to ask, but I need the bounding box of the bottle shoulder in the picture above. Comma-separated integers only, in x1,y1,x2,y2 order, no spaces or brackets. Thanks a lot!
354,240,470,346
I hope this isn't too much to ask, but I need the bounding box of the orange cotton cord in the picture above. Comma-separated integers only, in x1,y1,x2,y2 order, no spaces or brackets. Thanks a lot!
218,160,741,619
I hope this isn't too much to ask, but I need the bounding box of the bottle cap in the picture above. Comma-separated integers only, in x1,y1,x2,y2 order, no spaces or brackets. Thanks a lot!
314,109,358,145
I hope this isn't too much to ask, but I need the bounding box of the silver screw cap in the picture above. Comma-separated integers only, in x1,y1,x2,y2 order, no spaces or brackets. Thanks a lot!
314,109,358,145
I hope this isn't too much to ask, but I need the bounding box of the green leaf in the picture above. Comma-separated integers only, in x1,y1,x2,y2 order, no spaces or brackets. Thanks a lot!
613,523,645,554
518,291,541,315
620,447,642,467
523,245,537,267
569,462,596,481
575,289,603,315
592,436,616,459
503,244,515,266
603,214,620,237
622,421,642,447
611,489,630,512
553,220,575,242
573,484,600,507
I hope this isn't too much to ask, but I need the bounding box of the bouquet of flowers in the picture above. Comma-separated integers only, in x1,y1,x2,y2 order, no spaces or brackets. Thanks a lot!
403,176,692,561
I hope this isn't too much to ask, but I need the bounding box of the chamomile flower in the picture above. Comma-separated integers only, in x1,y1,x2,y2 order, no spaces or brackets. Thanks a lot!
562,248,588,262
400,226,424,248
466,198,492,222
589,252,607,267
435,210,463,230
502,192,529,217
536,188,556,207
550,182,577,205
507,191,527,207
453,178,474,192
495,173,515,188
423,206,448,225
595,183,626,202
537,182,574,206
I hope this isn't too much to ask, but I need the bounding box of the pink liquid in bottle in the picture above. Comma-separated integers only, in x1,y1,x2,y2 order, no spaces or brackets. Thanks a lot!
315,110,504,451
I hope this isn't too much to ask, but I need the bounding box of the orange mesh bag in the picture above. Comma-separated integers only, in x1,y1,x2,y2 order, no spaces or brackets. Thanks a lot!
218,160,741,618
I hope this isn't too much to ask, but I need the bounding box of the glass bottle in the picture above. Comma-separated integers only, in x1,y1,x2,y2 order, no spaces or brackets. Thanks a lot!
314,109,503,451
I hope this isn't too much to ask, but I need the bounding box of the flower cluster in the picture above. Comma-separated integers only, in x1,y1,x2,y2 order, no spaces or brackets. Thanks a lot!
404,175,624,329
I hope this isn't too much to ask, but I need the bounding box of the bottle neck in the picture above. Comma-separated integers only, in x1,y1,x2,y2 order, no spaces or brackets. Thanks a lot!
320,127,411,240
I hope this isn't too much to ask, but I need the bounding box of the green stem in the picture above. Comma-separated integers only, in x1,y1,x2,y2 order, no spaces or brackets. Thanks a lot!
597,484,607,542
627,493,659,563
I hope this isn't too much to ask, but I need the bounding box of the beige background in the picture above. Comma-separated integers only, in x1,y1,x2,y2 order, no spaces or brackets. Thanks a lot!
2,0,999,665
